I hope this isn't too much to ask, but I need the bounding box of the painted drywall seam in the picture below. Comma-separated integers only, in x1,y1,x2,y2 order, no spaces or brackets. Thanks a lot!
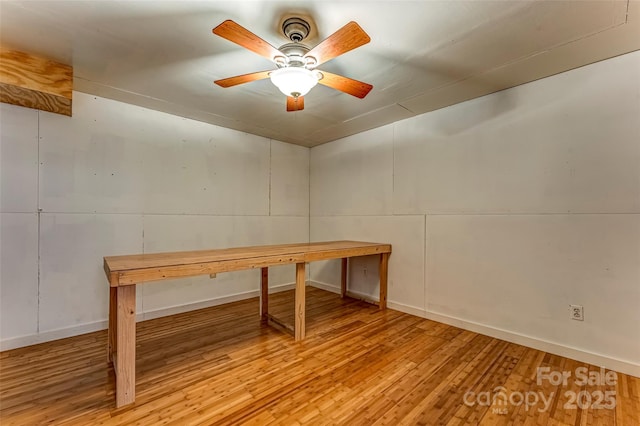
308,144,311,243
141,215,145,314
307,142,312,280
36,110,41,333
423,214,428,315
391,123,396,211
268,140,272,216
625,0,630,24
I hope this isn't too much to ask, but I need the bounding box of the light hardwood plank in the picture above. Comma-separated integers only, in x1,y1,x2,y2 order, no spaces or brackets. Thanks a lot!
1,288,638,425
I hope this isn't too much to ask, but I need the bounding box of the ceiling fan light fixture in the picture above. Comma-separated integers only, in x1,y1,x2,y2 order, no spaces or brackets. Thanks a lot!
270,67,319,98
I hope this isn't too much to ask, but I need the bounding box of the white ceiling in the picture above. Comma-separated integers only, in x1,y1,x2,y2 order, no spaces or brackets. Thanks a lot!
1,1,639,147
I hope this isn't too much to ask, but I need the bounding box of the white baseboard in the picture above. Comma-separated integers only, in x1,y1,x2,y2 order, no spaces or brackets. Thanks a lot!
4,283,638,378
307,284,640,378
0,321,109,352
309,281,384,303
387,300,425,318
140,282,295,321
0,282,296,352
387,300,640,378
308,280,340,294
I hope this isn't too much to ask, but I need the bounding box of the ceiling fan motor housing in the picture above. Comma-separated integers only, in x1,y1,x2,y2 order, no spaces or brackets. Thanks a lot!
277,43,312,68
282,17,310,42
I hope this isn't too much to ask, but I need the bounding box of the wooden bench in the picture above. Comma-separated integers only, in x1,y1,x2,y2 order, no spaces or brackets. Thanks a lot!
103,240,391,407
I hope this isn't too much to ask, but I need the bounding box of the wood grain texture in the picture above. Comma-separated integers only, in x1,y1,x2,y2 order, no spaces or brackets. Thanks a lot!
0,48,72,116
108,287,117,362
1,287,637,425
114,252,308,285
212,20,282,61
294,263,306,341
317,70,373,98
266,313,294,335
115,285,136,407
304,21,371,67
104,241,392,285
214,70,272,88
0,82,72,115
105,241,391,407
344,290,383,307
105,241,389,271
341,257,348,297
379,252,389,310
286,95,304,111
261,267,268,321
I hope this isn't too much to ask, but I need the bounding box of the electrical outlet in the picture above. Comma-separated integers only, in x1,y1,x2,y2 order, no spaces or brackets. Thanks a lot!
569,305,584,321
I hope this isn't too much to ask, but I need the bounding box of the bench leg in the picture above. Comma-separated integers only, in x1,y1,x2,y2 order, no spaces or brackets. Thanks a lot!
116,285,136,408
295,262,306,341
108,286,117,362
341,258,348,298
379,253,389,310
261,267,268,321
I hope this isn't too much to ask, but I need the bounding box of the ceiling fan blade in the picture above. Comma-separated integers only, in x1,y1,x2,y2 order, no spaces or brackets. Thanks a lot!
304,21,370,67
286,96,304,111
318,71,373,99
214,70,272,88
213,20,283,61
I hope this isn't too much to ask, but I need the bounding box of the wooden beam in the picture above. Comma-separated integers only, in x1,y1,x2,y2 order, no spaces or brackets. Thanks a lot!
265,313,294,335
108,287,117,362
341,257,348,298
105,241,391,286
116,285,136,407
260,267,268,321
379,252,389,310
0,48,72,116
294,262,306,341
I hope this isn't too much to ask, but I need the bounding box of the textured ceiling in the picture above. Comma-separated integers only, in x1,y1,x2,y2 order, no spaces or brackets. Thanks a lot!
1,1,639,147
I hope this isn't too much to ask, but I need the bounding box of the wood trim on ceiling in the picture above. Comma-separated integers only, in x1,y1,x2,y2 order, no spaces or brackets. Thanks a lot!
0,48,73,116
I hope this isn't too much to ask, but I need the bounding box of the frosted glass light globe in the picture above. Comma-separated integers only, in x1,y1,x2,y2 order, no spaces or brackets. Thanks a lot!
270,67,320,97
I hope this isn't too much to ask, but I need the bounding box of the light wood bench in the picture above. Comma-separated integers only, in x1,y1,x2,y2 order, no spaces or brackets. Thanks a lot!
103,240,391,407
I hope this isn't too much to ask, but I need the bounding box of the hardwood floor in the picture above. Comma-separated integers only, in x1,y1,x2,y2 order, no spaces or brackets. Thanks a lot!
1,287,638,425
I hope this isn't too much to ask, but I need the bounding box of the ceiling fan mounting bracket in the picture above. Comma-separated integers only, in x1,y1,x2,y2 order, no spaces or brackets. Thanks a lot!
282,17,311,42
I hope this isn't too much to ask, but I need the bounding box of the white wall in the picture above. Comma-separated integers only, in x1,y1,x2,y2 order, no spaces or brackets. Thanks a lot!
1,52,638,377
310,51,640,376
0,92,309,349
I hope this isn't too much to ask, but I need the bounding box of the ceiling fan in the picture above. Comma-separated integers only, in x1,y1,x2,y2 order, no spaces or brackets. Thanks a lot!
212,17,373,111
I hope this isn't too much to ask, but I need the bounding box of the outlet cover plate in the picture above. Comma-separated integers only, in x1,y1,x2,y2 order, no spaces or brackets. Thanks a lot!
570,304,584,321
